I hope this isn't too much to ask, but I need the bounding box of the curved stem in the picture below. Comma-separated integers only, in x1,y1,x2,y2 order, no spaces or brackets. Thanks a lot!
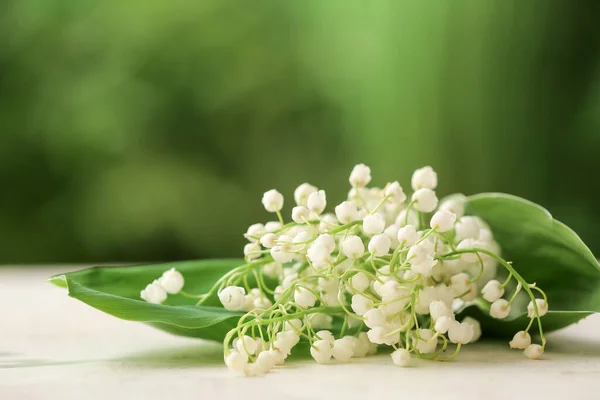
442,247,547,347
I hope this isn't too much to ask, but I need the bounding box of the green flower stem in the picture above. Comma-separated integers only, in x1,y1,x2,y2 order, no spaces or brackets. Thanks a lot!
404,201,416,226
415,335,449,360
339,315,349,337
389,246,409,271
501,272,513,288
335,231,350,263
439,343,462,362
506,283,522,306
410,292,420,331
337,285,357,318
530,285,549,304
370,195,391,215
327,220,361,235
275,210,285,226
178,290,204,299
252,269,274,295
196,258,273,306
352,185,369,211
385,319,413,337
469,253,485,284
247,307,343,326
344,268,383,285
524,316,535,333
416,228,436,244
437,232,457,251
442,247,547,347
418,211,426,231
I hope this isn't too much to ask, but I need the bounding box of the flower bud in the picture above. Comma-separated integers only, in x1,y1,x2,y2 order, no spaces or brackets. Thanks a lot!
368,234,391,256
391,348,411,367
523,344,544,360
335,201,358,223
430,210,457,232
363,214,386,235
140,280,168,304
448,321,474,344
411,166,438,190
262,189,284,212
158,268,185,294
310,340,333,364
509,331,531,349
294,183,318,206
384,181,406,204
527,298,548,318
412,188,438,213
351,294,373,316
490,299,511,319
349,164,372,188
294,287,318,308
307,190,327,214
291,206,310,224
397,225,418,247
481,280,504,302
342,235,365,259
435,316,453,334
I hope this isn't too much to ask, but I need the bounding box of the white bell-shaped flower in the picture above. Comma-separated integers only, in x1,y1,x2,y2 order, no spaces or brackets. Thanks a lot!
461,317,482,342
351,294,373,316
294,287,318,308
342,235,365,259
412,188,438,213
384,181,406,204
411,166,438,190
307,190,327,214
218,286,246,310
140,280,168,304
391,348,411,367
310,339,333,364
158,268,185,294
524,344,544,360
368,234,391,256
291,206,310,224
225,350,248,373
349,164,372,188
294,183,318,206
332,338,354,362
244,223,266,242
481,280,504,302
490,299,511,319
527,298,549,318
335,201,358,223
434,316,453,334
363,214,386,235
243,242,262,261
509,331,532,349
262,189,284,212
397,225,419,247
448,321,474,344
430,210,457,232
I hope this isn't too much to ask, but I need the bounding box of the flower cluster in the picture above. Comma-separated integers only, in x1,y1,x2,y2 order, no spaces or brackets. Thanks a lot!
140,268,185,304
140,165,549,375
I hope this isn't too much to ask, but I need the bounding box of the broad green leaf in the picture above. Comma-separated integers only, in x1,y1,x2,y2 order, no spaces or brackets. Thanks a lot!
50,259,244,340
460,193,600,336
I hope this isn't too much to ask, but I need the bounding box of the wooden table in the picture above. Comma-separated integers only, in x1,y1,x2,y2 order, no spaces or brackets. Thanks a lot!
2,267,600,399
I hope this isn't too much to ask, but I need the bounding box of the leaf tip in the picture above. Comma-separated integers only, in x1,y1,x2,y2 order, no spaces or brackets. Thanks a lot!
48,274,68,289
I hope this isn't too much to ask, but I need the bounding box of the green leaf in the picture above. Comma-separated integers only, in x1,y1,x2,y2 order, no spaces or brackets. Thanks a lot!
50,259,244,340
460,193,600,336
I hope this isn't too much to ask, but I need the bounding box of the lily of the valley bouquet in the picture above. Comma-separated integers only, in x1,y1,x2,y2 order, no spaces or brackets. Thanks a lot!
51,165,600,376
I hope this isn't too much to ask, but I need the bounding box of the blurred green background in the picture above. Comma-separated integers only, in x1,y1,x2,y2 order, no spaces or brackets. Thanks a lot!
1,1,599,263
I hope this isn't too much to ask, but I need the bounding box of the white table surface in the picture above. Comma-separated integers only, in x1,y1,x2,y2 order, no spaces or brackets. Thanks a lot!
2,267,600,400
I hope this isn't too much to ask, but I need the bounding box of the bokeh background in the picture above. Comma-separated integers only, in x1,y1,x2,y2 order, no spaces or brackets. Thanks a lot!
1,1,600,264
